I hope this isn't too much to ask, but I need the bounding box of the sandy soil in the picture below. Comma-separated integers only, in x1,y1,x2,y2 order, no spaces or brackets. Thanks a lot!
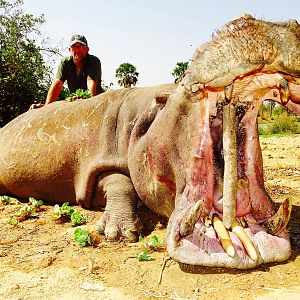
0,134,300,300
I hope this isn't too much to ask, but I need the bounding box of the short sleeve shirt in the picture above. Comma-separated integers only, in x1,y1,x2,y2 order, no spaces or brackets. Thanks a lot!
56,54,102,94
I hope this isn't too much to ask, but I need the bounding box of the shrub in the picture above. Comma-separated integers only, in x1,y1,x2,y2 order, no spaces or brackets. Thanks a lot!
264,117,300,135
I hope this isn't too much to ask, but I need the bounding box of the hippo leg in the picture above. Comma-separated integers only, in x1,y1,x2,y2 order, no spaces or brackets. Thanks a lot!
95,172,143,241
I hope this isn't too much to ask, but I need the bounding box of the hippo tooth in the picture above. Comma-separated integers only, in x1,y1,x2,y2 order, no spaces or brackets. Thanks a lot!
224,83,233,101
278,79,290,105
261,197,292,236
281,74,300,85
191,83,202,93
179,199,204,237
204,215,212,227
222,102,238,229
212,214,235,257
231,220,258,261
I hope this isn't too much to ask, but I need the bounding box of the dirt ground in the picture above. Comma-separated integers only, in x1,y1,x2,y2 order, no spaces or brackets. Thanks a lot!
0,134,300,300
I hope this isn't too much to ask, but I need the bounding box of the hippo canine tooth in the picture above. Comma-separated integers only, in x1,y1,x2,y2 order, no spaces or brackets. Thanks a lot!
278,79,290,105
212,214,235,257
261,198,292,236
281,74,300,85
179,199,204,237
231,220,258,261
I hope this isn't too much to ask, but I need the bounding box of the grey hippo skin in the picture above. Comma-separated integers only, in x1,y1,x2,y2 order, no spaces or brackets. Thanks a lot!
1,14,300,269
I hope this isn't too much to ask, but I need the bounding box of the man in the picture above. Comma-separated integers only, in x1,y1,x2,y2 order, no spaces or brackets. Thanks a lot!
31,34,102,108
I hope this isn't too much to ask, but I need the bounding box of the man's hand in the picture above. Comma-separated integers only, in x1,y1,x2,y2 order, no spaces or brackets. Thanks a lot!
29,103,44,110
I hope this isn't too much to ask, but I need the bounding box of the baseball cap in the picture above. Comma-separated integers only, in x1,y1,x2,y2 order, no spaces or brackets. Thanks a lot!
69,34,88,47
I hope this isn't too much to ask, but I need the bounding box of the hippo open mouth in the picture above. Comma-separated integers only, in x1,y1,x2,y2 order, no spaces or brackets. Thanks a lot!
166,15,300,269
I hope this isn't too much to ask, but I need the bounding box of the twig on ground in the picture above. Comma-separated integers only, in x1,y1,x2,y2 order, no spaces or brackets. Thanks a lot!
157,254,172,285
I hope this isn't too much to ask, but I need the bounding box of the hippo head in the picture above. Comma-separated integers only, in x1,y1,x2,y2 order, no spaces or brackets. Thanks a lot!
150,15,300,270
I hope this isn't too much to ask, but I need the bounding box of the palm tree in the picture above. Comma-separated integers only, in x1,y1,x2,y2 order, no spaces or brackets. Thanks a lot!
172,61,189,83
115,63,139,88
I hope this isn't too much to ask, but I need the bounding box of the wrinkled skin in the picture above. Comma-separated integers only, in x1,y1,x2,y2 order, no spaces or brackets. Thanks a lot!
1,14,300,269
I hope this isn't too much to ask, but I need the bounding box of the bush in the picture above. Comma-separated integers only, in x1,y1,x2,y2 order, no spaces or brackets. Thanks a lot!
261,117,300,135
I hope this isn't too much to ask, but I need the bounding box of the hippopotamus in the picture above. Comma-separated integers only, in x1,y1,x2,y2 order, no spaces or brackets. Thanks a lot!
1,14,300,269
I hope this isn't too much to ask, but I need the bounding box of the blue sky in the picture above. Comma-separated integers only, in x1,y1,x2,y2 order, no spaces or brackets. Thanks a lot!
23,0,300,87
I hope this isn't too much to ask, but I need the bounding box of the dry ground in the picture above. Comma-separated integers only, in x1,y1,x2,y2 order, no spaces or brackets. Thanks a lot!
0,134,300,300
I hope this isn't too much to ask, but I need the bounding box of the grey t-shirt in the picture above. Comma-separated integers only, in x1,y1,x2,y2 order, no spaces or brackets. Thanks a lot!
56,54,102,94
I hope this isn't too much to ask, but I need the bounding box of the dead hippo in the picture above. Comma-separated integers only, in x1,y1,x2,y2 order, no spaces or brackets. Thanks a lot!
1,14,300,269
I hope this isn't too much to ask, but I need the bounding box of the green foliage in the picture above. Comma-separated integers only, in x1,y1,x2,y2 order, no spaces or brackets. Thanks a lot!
101,80,114,92
136,235,164,261
52,202,74,221
71,211,87,226
74,228,90,247
52,202,86,226
115,63,139,88
259,116,300,135
146,235,163,250
172,61,189,83
0,0,59,126
14,203,35,221
29,197,43,208
0,195,19,205
65,88,93,102
136,250,152,261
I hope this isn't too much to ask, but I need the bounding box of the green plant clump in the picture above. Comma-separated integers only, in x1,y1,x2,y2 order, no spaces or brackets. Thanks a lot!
52,202,86,225
74,228,90,247
0,195,19,205
136,250,152,261
71,211,87,226
65,89,93,102
29,197,43,209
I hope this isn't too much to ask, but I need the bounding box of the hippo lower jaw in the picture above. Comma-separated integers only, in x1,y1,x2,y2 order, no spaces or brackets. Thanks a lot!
166,73,295,270
167,201,291,270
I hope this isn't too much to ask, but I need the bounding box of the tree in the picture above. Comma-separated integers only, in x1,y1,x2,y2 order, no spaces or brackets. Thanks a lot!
172,61,189,83
115,63,139,88
0,0,59,126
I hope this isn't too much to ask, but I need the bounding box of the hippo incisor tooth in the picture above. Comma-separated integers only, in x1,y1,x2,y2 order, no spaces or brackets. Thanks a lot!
261,197,292,236
222,102,238,229
278,79,290,105
231,220,258,261
179,199,204,237
212,214,235,257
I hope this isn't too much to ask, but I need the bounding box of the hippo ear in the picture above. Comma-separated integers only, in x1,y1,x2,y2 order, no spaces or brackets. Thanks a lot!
155,93,170,107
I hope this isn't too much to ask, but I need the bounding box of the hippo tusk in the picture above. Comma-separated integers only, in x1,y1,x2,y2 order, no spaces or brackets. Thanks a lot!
278,79,290,105
231,220,258,261
281,74,300,85
179,199,204,237
212,214,235,257
261,197,292,236
222,101,238,229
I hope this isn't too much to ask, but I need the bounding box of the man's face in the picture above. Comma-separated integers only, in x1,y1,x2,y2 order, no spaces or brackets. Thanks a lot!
69,42,89,64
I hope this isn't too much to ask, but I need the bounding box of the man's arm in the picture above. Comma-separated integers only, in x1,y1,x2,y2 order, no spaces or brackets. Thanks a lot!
87,78,98,96
45,79,64,104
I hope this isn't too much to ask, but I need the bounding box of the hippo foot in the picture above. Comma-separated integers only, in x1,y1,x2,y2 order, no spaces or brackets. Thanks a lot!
96,211,143,242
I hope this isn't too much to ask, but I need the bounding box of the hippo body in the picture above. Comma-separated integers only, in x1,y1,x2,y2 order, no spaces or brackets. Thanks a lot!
1,15,300,269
